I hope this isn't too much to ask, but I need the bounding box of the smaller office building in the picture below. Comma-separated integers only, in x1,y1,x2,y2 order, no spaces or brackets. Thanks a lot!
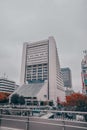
61,68,73,96
61,68,72,88
0,77,18,94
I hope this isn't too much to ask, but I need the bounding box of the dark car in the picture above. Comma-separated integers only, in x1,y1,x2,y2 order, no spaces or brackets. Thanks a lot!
65,113,73,119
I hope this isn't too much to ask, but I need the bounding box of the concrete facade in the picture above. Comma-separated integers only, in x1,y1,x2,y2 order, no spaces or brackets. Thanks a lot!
20,36,65,102
61,68,72,88
0,78,17,94
61,67,73,96
81,51,87,94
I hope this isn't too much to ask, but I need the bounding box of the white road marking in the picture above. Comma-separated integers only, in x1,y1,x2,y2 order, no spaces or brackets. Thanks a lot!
0,127,24,130
1,117,87,129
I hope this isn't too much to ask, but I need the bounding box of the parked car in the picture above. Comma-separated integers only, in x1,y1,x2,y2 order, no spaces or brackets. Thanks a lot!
65,113,73,119
76,115,84,121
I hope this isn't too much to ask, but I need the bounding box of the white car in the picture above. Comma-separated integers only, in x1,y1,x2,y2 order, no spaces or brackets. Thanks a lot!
76,115,84,121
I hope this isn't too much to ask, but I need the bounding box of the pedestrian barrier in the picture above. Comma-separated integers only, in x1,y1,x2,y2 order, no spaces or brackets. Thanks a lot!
0,108,87,130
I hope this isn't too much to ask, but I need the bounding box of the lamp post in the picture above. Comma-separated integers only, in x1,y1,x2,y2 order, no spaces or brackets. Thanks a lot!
26,110,30,130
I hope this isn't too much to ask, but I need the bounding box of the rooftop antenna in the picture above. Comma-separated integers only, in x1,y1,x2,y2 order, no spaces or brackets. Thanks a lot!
4,73,6,78
3,73,7,79
6,75,8,79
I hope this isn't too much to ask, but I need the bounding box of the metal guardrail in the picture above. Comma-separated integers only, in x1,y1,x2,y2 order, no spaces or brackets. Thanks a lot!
0,108,87,130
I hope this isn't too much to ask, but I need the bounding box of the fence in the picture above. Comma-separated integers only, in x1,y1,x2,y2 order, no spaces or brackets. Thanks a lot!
0,108,87,130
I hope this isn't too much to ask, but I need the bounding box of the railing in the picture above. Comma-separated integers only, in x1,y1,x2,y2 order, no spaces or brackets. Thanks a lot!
0,108,87,130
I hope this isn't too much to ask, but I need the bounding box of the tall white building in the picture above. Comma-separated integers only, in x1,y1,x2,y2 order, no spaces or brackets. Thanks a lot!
16,36,65,103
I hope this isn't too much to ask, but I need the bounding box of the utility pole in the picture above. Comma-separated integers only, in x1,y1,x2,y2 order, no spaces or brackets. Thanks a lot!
62,113,65,130
26,110,30,130
0,109,2,127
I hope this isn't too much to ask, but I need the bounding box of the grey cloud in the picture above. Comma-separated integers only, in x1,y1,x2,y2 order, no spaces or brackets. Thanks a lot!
0,0,87,92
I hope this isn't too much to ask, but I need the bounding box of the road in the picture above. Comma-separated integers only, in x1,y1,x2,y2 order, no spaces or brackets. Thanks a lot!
0,115,87,130
1,126,23,130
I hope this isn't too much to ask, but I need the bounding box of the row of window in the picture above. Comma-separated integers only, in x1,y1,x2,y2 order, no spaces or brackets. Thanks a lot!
26,64,48,67
28,71,47,74
26,72,47,76
26,58,48,63
27,60,48,65
26,47,48,53
0,89,13,92
27,75,47,78
0,83,15,88
27,68,47,71
27,65,47,68
0,81,15,86
27,41,48,48
27,52,48,57
0,87,15,91
27,77,47,82
27,44,48,49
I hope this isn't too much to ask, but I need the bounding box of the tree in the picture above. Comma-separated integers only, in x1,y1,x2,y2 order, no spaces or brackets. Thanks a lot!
11,93,19,105
0,92,10,103
11,94,25,105
62,93,87,111
62,93,87,121
19,96,25,105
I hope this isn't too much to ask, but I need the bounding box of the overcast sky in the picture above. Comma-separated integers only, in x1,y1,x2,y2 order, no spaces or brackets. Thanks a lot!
0,0,87,92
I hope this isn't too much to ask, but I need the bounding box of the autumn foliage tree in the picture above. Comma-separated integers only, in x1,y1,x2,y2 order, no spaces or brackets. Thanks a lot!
62,93,87,111
0,92,10,103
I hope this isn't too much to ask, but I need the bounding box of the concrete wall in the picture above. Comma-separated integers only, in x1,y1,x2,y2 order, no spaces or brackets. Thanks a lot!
20,43,27,85
37,81,48,101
